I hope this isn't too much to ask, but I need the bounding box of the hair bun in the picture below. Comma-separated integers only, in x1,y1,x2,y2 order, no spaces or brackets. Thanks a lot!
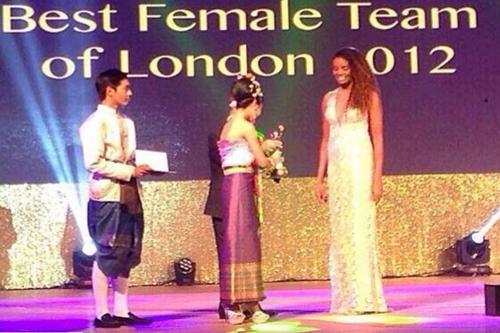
231,72,264,108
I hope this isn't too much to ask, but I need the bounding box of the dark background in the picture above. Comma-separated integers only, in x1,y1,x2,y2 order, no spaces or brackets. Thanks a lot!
0,0,499,184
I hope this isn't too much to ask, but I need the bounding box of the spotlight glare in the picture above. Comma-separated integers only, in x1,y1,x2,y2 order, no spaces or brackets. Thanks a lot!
82,242,97,256
251,320,318,332
454,206,499,275
471,232,484,244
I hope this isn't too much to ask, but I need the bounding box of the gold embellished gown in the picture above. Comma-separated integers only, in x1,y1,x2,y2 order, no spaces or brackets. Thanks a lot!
325,89,387,314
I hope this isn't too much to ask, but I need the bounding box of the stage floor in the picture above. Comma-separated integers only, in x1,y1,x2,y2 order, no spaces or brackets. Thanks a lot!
1,276,500,332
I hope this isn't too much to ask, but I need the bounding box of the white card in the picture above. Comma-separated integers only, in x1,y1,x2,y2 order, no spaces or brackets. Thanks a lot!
135,149,169,173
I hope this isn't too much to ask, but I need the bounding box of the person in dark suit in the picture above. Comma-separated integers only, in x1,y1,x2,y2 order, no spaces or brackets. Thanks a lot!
204,131,224,267
203,131,227,319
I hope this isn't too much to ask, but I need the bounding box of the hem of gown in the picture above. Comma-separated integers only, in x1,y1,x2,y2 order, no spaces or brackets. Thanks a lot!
330,306,389,315
221,296,266,306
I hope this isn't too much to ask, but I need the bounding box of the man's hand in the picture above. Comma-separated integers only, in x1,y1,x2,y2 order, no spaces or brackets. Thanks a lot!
133,164,153,178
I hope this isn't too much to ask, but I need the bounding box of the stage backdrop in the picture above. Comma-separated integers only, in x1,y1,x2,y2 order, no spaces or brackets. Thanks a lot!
0,1,499,289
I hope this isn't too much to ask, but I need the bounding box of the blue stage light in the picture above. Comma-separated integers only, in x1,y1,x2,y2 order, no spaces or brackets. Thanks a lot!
0,33,95,253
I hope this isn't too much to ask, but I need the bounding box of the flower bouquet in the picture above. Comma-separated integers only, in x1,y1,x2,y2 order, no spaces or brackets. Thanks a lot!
258,125,288,183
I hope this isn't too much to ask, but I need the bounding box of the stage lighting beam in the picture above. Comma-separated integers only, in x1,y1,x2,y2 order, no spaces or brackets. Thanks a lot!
472,207,500,243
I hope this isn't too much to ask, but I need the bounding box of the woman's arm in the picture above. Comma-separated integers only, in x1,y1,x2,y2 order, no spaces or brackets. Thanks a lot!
315,93,330,202
369,91,384,202
243,123,273,168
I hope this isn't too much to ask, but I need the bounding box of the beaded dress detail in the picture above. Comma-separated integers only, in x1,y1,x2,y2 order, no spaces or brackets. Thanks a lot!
325,89,387,314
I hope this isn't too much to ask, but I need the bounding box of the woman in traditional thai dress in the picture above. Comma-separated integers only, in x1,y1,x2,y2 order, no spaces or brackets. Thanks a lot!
217,73,280,324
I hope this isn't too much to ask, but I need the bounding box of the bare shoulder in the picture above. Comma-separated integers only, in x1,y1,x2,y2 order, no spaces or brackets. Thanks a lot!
240,118,256,134
230,116,251,128
222,117,253,139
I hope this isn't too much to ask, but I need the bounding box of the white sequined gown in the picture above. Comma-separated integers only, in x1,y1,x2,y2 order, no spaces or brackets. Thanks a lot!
325,89,387,314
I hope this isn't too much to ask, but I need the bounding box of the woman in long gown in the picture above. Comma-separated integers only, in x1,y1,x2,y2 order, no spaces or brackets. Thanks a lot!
315,47,388,314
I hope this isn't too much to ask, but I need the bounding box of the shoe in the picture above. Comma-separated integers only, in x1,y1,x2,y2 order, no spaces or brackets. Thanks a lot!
113,312,152,325
219,303,253,321
218,303,226,319
225,309,246,325
94,313,122,328
243,306,277,319
260,308,277,318
251,310,270,324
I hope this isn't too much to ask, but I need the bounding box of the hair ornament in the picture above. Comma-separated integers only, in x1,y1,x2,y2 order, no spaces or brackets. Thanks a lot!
237,72,264,99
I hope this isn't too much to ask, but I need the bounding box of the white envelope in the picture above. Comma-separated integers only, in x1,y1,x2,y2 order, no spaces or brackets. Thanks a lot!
135,149,169,173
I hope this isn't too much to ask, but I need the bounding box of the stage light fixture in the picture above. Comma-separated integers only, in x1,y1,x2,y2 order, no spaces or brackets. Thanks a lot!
454,207,500,275
455,233,490,265
174,257,196,286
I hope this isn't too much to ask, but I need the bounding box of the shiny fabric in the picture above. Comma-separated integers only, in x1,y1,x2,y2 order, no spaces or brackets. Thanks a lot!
120,178,141,215
87,199,144,278
219,173,265,304
79,104,136,202
218,139,254,169
325,89,387,314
